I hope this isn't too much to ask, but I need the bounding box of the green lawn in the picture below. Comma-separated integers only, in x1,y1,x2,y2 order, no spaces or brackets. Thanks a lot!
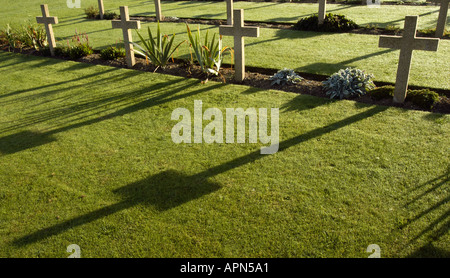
0,51,449,258
1,0,449,89
0,0,449,258
3,0,447,29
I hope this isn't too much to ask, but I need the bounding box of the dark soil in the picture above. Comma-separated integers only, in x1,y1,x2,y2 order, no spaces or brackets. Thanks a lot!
3,42,449,114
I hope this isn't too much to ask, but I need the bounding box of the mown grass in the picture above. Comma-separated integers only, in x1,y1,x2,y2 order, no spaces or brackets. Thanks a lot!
0,51,448,258
1,0,449,90
2,0,447,30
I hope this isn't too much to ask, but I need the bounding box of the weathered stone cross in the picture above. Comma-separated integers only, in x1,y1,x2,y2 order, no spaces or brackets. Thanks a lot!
98,0,105,20
112,6,141,68
219,9,259,82
36,4,58,56
431,0,449,38
226,0,234,25
318,0,326,25
154,0,164,21
379,16,440,103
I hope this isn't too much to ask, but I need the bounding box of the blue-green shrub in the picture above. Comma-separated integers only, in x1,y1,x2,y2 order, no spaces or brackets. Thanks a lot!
269,68,303,86
322,68,375,99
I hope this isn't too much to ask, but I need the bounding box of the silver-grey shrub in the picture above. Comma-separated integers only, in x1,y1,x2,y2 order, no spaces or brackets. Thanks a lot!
269,68,303,86
323,68,375,99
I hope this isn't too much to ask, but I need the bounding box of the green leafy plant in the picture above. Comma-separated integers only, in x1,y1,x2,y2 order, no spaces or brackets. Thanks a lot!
131,22,186,70
186,24,232,77
407,89,440,110
100,45,126,60
84,5,117,20
103,11,119,20
293,13,358,32
85,6,99,19
269,68,303,86
323,68,375,99
368,86,440,110
51,30,93,59
385,24,401,35
67,31,93,59
20,22,47,50
368,85,395,100
418,27,450,39
0,24,22,51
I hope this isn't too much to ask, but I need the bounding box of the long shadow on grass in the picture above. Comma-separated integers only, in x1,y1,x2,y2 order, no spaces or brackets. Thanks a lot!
0,63,121,101
363,9,439,29
295,48,395,76
12,105,387,246
246,28,332,48
402,168,449,257
267,3,353,22
0,50,69,73
12,169,222,247
0,80,225,154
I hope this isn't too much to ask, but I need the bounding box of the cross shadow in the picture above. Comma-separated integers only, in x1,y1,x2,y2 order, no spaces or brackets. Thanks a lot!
12,169,222,247
268,3,355,23
363,9,440,29
0,130,56,155
295,49,395,76
281,94,335,113
241,2,279,11
406,242,450,258
0,78,225,154
0,63,120,101
401,168,449,257
11,105,388,246
246,28,332,49
53,18,92,29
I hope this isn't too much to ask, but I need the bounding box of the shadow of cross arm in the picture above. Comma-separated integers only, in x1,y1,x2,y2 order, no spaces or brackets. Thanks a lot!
12,105,387,247
12,170,221,247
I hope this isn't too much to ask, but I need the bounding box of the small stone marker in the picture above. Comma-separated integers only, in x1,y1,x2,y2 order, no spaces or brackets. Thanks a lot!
226,0,233,25
36,4,58,57
98,0,105,20
379,16,439,103
318,0,326,25
112,6,141,68
431,0,449,38
154,0,164,21
366,0,381,8
219,9,259,82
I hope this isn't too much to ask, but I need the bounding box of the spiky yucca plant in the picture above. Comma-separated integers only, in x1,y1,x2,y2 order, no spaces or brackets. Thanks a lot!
186,24,232,77
131,22,186,69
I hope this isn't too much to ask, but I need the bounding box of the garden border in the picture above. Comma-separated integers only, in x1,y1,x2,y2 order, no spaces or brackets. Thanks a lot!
2,45,448,114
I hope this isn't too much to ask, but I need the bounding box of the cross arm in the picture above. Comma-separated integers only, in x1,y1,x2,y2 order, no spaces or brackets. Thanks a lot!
219,25,234,36
378,36,402,49
219,25,259,37
241,27,259,38
36,17,58,25
379,35,439,51
412,37,440,51
112,20,141,30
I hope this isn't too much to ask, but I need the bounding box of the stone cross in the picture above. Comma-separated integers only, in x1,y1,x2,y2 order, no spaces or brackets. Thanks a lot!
318,0,326,25
379,16,439,103
98,0,105,20
366,0,381,8
431,0,449,38
219,9,259,82
112,6,141,68
154,0,164,21
226,0,233,25
36,4,58,56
